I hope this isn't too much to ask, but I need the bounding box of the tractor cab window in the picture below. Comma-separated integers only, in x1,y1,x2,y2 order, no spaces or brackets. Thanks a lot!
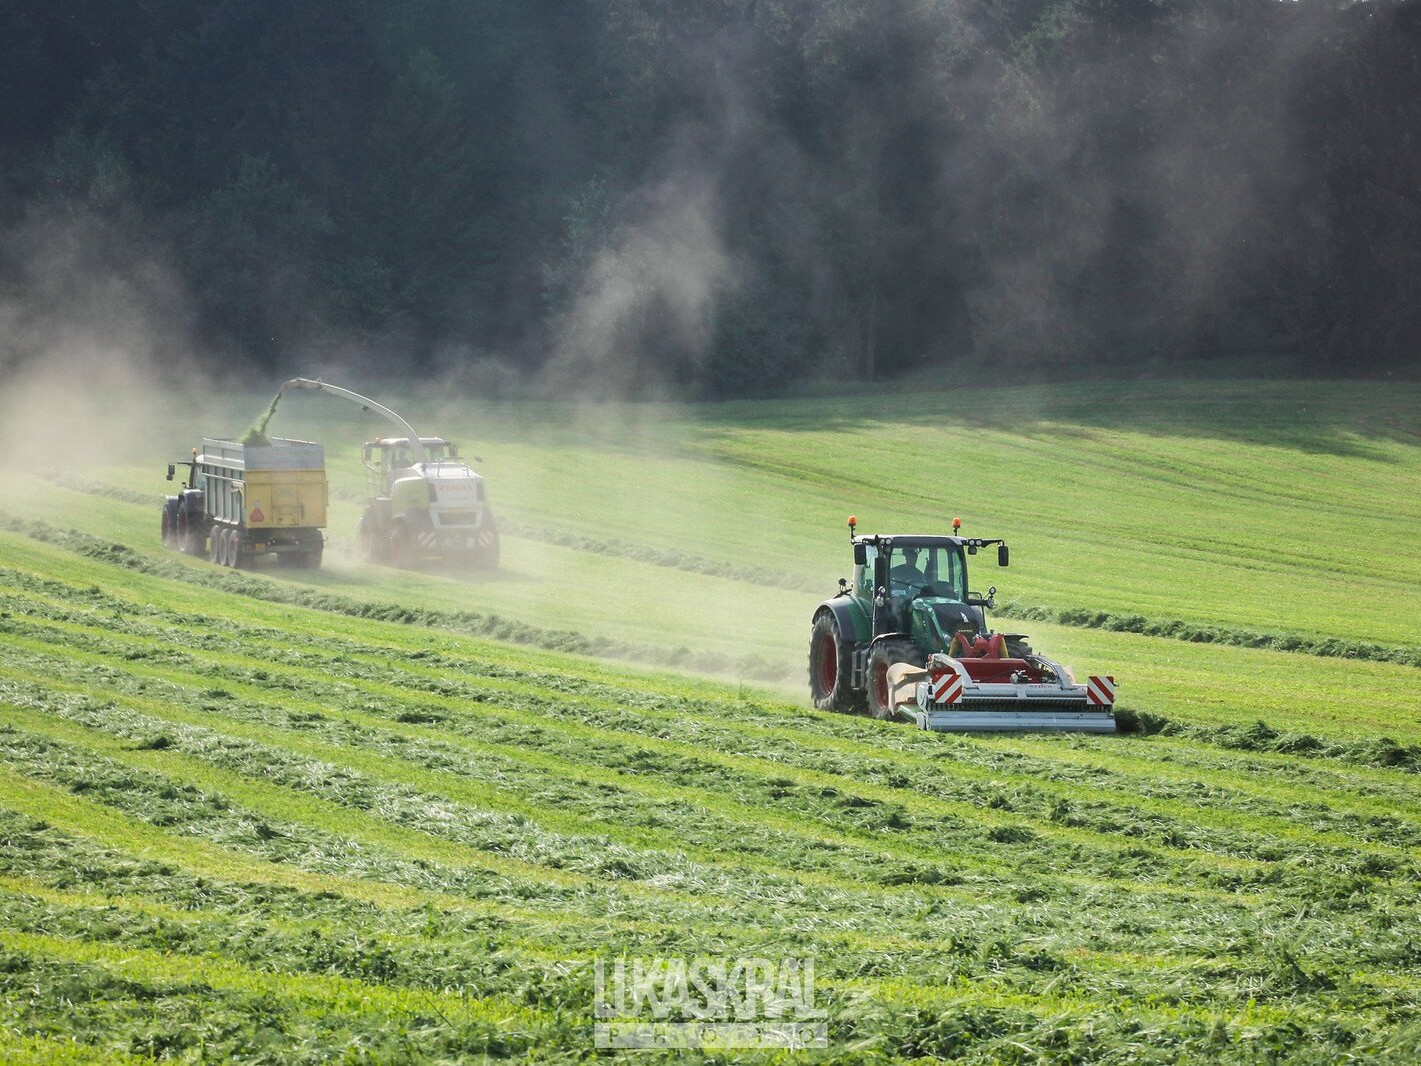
888,544,965,601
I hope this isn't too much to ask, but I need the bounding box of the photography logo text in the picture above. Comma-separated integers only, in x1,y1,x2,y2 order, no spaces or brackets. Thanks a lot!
593,956,827,1049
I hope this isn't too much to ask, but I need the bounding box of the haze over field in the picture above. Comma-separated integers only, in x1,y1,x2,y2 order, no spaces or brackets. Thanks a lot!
2,1,1419,396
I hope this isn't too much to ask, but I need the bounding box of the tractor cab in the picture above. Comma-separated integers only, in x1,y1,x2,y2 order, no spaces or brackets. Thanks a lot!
853,534,1005,652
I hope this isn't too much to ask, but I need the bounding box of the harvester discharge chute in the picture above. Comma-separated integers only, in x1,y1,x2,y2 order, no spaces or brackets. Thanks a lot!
809,517,1116,733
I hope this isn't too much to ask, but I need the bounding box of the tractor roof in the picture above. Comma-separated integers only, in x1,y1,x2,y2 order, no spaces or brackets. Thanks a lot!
854,534,968,548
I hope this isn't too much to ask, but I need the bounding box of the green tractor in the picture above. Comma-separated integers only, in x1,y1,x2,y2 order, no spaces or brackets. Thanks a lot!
809,517,1116,732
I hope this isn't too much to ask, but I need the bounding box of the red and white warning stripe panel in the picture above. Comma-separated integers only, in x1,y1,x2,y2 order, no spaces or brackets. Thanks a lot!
929,670,963,705
1086,675,1116,707
419,531,438,548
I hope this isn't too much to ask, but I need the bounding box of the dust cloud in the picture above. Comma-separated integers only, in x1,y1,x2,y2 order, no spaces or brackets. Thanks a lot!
0,208,207,474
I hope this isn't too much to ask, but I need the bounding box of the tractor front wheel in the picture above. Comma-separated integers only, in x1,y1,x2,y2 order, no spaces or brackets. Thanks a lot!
867,640,921,721
809,613,863,714
177,510,204,556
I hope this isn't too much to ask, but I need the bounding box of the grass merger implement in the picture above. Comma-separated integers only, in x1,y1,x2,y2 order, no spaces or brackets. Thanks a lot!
809,517,1117,732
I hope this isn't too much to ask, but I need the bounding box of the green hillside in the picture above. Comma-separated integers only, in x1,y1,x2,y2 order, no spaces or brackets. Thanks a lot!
1,379,1420,1061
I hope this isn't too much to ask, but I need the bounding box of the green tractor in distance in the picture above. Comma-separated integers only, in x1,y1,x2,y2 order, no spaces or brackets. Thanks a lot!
809,517,1116,732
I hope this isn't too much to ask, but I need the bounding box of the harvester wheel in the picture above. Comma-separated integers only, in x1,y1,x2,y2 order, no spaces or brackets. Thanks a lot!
356,515,378,563
809,613,863,714
867,641,921,721
389,526,414,569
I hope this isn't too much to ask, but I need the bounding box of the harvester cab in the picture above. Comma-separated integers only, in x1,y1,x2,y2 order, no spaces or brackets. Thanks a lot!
810,517,1116,732
358,435,498,568
363,437,458,495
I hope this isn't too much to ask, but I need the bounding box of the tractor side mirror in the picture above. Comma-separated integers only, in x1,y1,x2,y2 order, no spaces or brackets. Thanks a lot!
853,543,866,566
166,464,175,481
998,544,1010,567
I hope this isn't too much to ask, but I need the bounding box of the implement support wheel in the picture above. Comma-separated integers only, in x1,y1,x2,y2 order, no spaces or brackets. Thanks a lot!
867,640,921,721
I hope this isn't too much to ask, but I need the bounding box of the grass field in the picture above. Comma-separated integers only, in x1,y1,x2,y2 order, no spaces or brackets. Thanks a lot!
1,377,1419,1062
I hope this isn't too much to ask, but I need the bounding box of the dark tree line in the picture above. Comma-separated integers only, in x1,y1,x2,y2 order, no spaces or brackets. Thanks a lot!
2,0,1418,395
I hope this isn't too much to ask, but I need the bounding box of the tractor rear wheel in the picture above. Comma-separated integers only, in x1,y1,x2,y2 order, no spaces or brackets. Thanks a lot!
161,505,177,550
867,640,922,721
809,613,863,714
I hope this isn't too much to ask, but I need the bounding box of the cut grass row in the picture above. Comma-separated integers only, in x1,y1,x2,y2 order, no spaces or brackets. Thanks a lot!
4,578,1420,893
7,512,1421,760
4,729,1418,1055
3,628,1416,907
3,544,1419,918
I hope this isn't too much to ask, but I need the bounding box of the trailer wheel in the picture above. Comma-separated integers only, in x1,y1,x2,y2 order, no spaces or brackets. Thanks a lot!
867,641,921,721
297,541,323,569
809,612,863,714
209,526,225,565
229,531,246,569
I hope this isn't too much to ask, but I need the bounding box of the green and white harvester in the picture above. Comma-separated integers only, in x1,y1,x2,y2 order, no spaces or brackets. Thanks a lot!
278,379,499,569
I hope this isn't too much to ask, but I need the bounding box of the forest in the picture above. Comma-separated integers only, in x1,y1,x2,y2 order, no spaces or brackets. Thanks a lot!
2,0,1419,397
